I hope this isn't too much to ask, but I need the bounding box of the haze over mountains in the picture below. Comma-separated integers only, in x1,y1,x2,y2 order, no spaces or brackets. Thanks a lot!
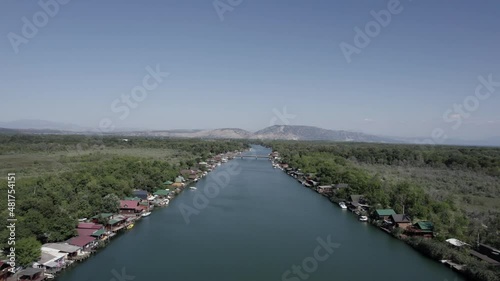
0,120,499,146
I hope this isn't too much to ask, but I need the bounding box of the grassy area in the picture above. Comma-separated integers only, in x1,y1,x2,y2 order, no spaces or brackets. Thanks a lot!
0,147,192,178
357,163,500,213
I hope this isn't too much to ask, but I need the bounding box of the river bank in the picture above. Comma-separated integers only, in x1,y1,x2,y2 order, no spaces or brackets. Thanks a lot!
270,150,500,281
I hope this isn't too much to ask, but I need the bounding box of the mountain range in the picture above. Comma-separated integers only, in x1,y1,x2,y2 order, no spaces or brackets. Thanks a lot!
0,120,498,146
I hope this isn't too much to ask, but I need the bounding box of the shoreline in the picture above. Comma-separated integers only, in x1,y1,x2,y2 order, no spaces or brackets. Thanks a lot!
270,154,499,281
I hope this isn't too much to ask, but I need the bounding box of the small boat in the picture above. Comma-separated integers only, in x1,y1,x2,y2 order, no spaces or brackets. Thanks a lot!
126,223,134,229
359,216,368,222
142,212,151,217
338,202,347,209
190,186,197,190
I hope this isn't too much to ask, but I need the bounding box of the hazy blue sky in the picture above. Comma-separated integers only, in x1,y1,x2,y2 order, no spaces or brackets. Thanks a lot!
1,0,499,139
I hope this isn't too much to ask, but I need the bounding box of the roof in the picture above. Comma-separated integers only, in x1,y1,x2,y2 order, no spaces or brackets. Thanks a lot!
68,236,96,247
163,180,173,185
42,243,81,253
77,228,97,236
37,252,57,264
479,243,500,252
154,190,170,196
19,268,43,277
318,185,332,189
375,209,396,216
446,238,469,247
470,249,500,265
0,261,8,269
123,196,141,201
78,222,103,229
390,214,411,223
37,251,65,265
415,221,434,231
108,219,121,225
334,183,349,188
91,229,106,237
120,200,140,209
91,213,113,220
132,190,148,200
133,190,148,196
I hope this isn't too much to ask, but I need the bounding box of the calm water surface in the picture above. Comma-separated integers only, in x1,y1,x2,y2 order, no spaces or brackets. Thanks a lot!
56,145,465,281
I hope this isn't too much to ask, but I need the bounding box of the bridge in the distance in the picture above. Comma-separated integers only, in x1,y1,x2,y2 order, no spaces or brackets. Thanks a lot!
236,154,270,159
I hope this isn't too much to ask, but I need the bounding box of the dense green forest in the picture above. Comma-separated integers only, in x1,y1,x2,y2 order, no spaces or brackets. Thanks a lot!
264,141,500,247
0,135,250,265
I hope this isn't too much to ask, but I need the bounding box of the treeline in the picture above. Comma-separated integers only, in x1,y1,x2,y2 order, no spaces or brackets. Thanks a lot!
0,135,250,265
267,141,500,176
0,134,251,156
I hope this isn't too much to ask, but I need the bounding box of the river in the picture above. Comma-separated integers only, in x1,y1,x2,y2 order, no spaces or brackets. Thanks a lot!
56,145,465,281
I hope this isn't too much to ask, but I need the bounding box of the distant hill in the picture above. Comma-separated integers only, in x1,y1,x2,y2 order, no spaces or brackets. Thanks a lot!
0,119,89,132
253,125,395,142
0,128,21,135
108,125,394,143
1,120,498,146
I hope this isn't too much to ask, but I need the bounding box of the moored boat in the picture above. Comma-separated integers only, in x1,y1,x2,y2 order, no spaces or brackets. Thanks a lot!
359,216,368,222
338,202,347,209
142,212,151,217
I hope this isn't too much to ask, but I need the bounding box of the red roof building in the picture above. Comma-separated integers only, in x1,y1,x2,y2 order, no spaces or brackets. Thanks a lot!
68,236,96,248
120,200,142,214
77,222,103,229
76,229,97,237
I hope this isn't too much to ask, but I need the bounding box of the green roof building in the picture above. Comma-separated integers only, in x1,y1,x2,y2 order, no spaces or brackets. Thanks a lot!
108,219,121,226
91,213,113,220
91,229,106,237
154,190,170,196
415,221,434,232
375,209,396,219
